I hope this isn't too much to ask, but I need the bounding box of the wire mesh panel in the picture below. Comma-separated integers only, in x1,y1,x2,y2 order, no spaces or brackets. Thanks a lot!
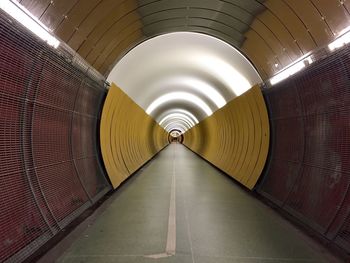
258,44,350,253
0,10,111,262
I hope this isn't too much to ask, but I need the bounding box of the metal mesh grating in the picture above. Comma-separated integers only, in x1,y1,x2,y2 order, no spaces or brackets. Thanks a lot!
0,10,111,262
258,43,350,253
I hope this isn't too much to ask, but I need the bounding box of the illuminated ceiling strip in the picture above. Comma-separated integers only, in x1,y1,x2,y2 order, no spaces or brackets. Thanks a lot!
272,26,350,85
162,118,193,129
167,128,186,134
195,55,252,96
160,114,195,126
329,26,350,51
269,55,313,86
0,0,60,48
158,109,199,124
172,109,199,124
173,78,226,108
164,121,190,131
161,118,194,129
159,113,195,126
166,125,186,133
164,119,191,127
163,119,192,129
165,122,189,131
167,128,185,134
170,130,182,134
146,92,213,116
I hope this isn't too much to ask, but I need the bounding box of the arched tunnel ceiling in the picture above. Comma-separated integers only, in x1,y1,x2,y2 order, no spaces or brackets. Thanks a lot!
15,0,350,80
107,32,261,131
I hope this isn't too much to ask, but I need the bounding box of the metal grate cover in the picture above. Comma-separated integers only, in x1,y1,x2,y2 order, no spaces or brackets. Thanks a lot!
259,42,350,253
0,10,111,262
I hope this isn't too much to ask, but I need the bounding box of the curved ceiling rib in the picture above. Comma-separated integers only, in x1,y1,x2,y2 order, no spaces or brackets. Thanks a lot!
152,102,208,124
159,114,196,127
164,121,191,131
19,0,349,80
149,77,226,108
17,0,350,134
160,118,195,129
107,32,260,125
158,109,199,124
164,122,188,133
162,118,194,130
146,92,213,116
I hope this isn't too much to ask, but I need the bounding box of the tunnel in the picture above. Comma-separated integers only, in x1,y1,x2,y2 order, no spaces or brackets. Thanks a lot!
1,0,350,262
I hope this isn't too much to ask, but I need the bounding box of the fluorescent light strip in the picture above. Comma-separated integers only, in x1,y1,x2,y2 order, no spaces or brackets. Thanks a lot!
162,118,193,129
270,55,313,85
160,114,193,125
169,128,185,134
164,121,190,130
159,109,199,124
196,55,252,96
0,0,60,48
165,124,187,133
175,110,199,124
146,92,213,116
167,127,186,134
164,120,189,129
181,78,226,108
329,26,350,51
272,25,350,85
163,119,193,129
153,77,226,109
159,113,196,127
160,116,195,127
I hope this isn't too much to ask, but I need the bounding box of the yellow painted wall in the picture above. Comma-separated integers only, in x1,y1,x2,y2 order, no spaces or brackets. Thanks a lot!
100,83,168,189
183,85,270,190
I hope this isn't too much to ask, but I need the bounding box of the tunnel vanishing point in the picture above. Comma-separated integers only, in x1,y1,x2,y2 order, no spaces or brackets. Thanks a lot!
1,0,350,262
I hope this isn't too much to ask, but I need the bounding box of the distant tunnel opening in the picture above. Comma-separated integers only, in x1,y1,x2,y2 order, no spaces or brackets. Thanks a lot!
168,129,184,144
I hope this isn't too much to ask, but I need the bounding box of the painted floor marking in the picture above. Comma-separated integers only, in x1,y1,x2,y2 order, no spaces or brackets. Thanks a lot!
145,144,177,259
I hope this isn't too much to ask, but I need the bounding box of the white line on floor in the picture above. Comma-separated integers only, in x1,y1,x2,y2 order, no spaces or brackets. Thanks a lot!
165,144,176,255
144,144,177,259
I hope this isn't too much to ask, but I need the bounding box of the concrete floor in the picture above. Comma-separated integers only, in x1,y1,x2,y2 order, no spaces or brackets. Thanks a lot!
53,144,334,263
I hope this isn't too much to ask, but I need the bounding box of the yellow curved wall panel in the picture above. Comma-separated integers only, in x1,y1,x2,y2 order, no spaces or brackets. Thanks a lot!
100,83,168,189
183,85,270,190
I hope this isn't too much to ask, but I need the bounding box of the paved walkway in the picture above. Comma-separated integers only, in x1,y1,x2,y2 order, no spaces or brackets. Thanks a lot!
56,144,331,263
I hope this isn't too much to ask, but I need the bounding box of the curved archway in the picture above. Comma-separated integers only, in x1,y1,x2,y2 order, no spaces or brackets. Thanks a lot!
168,129,184,144
159,113,196,127
161,116,195,128
108,32,261,125
157,109,199,125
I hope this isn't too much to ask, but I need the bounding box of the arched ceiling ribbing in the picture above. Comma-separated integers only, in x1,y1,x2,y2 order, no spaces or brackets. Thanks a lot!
14,0,350,132
106,32,261,130
15,0,350,79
